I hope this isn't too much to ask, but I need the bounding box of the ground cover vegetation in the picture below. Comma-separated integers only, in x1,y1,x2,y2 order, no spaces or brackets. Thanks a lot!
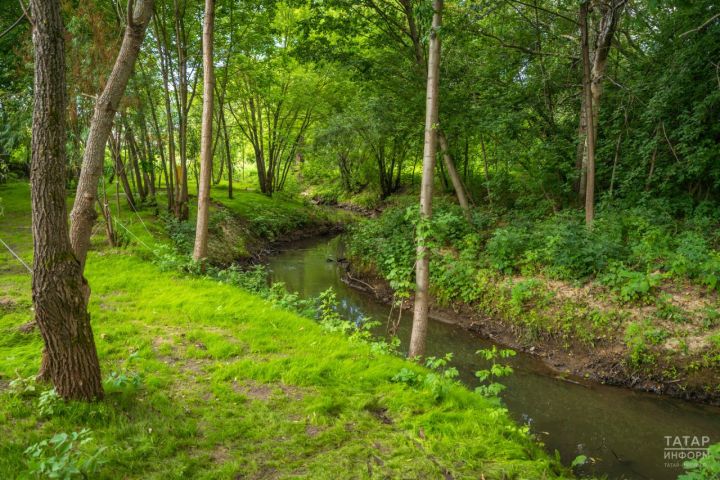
0,182,570,479
1,0,720,477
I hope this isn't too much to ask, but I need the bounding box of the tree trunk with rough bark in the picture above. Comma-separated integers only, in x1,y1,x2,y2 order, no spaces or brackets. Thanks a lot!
409,0,442,359
30,0,103,401
193,0,215,261
69,0,154,272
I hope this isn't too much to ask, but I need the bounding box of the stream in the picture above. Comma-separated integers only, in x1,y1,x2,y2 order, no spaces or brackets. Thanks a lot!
266,235,720,479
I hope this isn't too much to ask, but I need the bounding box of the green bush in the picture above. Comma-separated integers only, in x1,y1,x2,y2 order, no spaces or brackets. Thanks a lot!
624,320,669,367
600,263,663,303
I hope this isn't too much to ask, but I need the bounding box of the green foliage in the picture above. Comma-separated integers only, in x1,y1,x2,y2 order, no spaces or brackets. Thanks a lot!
8,373,38,397
38,389,62,417
599,263,663,303
391,353,460,402
624,320,669,367
474,347,516,399
103,371,144,391
679,443,720,480
24,429,106,480
0,181,566,479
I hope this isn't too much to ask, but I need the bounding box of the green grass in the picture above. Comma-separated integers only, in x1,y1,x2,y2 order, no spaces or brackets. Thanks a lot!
0,182,568,479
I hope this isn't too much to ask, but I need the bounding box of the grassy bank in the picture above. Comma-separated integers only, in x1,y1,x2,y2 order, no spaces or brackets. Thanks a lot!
0,182,567,479
345,196,720,403
160,182,349,265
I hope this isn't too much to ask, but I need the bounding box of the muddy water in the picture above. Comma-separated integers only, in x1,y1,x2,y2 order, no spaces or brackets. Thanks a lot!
267,235,720,479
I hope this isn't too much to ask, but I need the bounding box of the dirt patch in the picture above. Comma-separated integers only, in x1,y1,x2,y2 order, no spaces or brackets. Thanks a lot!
231,380,309,403
211,445,232,463
0,297,17,311
305,424,321,437
232,380,275,401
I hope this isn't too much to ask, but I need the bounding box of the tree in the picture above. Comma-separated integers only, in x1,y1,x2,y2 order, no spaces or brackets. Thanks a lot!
580,1,596,225
29,0,103,401
69,0,155,272
409,0,442,359
193,0,215,261
576,0,626,205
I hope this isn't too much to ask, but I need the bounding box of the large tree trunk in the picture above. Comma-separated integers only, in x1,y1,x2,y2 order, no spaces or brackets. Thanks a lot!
193,0,215,261
30,0,103,401
409,0,442,359
69,0,154,272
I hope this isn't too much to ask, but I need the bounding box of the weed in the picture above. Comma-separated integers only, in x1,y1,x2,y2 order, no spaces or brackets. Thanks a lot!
24,429,106,479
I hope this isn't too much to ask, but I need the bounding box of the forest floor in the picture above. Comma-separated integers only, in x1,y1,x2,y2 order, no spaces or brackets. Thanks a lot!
0,182,569,479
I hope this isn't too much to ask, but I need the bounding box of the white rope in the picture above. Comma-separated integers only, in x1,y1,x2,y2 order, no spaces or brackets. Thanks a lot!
127,199,155,240
113,218,159,257
0,238,32,273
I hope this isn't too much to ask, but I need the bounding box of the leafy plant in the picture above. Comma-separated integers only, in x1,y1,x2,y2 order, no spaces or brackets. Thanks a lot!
24,429,106,479
600,263,663,302
104,371,144,391
38,389,61,417
474,346,515,399
679,443,720,480
391,353,459,402
8,373,37,397
624,320,668,367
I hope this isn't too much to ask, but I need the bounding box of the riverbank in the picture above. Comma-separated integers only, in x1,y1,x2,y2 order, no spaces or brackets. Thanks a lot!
343,198,720,405
0,182,569,479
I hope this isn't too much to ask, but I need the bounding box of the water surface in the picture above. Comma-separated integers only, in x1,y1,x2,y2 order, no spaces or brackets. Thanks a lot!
267,236,720,479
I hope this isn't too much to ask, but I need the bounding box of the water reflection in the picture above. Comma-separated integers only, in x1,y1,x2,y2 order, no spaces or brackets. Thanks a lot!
267,236,720,480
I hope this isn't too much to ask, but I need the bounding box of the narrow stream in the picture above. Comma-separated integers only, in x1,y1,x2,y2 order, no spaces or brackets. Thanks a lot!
267,235,720,479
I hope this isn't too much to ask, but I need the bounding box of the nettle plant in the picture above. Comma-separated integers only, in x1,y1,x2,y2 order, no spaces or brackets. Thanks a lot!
679,443,720,480
474,346,516,399
24,429,106,479
391,353,460,402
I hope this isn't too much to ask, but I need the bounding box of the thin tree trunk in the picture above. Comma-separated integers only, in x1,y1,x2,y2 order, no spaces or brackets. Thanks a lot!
193,0,215,261
576,0,625,201
221,104,233,199
409,0,442,359
69,0,154,272
112,131,136,209
30,0,103,401
127,126,147,203
438,131,469,214
480,135,492,204
580,1,596,225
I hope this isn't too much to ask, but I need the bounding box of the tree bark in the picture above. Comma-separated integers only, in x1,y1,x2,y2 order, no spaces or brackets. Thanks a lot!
152,14,178,215
576,0,625,200
438,131,470,214
193,0,215,261
220,103,233,199
580,1,596,225
69,0,154,272
409,0,442,359
30,0,103,401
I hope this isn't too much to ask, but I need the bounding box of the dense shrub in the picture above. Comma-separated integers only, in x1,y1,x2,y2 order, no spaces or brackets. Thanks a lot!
346,197,720,308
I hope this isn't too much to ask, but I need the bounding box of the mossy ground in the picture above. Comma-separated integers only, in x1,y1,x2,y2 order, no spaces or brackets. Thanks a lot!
0,182,567,479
